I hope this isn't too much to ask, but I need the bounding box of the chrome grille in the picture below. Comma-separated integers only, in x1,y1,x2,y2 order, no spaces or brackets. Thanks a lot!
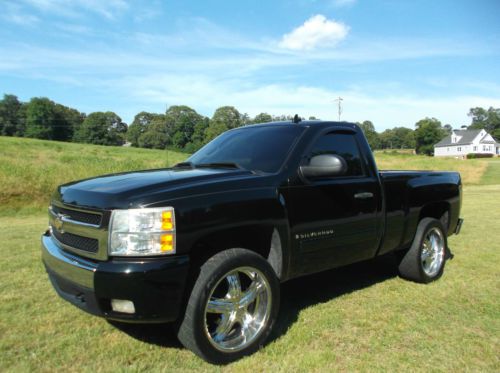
49,203,108,261
51,227,99,253
51,204,102,226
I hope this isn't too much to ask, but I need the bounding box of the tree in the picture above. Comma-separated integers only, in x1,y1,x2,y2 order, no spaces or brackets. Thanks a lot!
185,118,209,153
138,114,169,149
443,124,453,135
53,104,84,141
204,106,242,143
74,111,127,146
252,113,273,124
240,113,252,125
468,107,500,138
204,121,228,143
358,120,380,149
211,106,241,129
0,94,23,136
138,130,168,149
127,111,156,147
24,97,57,139
379,127,416,150
273,114,295,122
403,130,416,149
165,105,204,149
414,118,445,155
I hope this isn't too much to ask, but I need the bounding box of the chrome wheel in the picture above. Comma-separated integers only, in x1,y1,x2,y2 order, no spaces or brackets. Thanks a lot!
421,227,445,277
204,267,272,352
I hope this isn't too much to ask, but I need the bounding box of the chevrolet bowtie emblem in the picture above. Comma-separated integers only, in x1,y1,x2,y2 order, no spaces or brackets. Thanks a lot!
54,213,69,233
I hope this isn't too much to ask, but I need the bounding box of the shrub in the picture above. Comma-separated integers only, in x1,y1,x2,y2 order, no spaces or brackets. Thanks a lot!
467,153,494,159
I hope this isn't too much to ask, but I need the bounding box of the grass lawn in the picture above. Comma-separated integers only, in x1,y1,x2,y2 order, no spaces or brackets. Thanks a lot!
0,137,499,371
480,157,500,185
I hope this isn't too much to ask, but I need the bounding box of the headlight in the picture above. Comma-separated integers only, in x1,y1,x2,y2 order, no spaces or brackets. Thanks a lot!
109,207,176,256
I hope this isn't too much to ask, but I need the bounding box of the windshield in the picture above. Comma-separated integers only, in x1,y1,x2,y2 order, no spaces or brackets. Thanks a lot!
188,125,304,173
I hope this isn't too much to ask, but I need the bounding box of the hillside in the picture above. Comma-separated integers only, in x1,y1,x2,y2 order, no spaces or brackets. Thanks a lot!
0,136,188,212
0,136,490,212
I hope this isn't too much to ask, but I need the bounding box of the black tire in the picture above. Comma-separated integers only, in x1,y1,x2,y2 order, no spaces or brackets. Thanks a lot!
176,248,280,364
398,217,448,283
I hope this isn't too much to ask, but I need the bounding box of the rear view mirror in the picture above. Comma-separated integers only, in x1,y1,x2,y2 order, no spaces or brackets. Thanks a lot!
300,154,347,178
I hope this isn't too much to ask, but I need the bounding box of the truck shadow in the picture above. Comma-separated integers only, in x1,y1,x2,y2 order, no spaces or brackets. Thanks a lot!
269,254,398,343
107,320,184,349
109,255,398,349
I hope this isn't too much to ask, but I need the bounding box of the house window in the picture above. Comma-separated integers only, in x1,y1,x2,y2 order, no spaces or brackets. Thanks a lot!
483,145,487,151
447,147,449,152
457,147,461,152
473,146,477,151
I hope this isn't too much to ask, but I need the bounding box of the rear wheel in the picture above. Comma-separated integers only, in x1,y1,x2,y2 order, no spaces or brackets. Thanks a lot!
398,217,447,283
177,248,279,364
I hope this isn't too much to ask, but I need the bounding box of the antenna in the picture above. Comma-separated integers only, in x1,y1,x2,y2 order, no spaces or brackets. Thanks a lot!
165,103,169,166
333,97,343,121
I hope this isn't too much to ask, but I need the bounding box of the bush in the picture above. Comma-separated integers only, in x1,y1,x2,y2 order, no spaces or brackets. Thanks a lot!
466,153,494,159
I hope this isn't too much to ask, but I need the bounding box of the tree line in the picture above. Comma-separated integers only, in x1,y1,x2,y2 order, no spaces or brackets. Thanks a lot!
0,93,498,155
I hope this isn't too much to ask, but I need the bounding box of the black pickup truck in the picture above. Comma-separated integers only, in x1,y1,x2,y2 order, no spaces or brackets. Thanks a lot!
42,120,463,363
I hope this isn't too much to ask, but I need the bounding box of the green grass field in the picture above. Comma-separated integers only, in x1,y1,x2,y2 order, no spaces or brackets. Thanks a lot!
0,136,188,214
0,137,499,371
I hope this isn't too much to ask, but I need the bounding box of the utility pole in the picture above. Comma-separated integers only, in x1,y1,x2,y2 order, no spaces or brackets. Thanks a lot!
333,97,343,121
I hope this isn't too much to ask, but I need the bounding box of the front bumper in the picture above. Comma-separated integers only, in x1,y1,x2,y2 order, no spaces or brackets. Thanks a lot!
41,231,190,323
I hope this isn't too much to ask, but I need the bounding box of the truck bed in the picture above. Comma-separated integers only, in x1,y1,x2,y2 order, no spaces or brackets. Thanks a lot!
378,170,462,255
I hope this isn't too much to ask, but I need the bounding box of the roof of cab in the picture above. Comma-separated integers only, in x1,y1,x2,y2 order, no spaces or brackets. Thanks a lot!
243,120,359,130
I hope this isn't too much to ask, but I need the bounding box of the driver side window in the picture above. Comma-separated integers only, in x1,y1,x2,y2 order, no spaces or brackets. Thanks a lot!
309,132,364,176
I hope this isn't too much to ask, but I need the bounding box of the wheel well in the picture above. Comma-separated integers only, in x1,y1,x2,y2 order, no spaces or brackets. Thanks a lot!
189,225,284,279
419,202,450,231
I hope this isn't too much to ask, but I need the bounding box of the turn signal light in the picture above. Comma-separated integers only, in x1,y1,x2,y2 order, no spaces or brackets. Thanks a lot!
162,211,174,230
161,234,174,252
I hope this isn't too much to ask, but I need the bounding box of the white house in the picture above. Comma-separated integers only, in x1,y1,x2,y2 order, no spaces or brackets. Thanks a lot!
434,129,499,157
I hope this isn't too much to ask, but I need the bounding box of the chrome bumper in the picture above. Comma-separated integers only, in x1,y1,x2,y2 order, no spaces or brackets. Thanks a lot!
41,230,96,289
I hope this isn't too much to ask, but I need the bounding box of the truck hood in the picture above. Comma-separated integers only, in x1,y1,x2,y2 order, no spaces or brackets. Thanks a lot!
54,167,261,210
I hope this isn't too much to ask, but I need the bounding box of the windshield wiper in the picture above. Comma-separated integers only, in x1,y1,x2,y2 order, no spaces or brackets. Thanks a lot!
195,162,243,170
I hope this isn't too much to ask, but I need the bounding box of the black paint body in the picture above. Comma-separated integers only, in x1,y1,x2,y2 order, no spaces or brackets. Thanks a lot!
42,121,462,322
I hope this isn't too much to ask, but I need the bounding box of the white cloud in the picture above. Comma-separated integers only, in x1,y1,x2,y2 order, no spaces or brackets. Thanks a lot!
279,14,349,51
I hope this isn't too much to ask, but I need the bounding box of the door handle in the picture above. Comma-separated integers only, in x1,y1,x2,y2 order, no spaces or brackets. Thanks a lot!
354,192,374,199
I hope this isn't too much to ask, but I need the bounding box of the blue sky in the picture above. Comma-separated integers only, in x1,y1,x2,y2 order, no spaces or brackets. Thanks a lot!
1,0,499,130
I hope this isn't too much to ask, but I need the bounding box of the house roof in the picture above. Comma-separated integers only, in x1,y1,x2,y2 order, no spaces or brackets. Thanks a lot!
480,134,497,144
434,129,483,147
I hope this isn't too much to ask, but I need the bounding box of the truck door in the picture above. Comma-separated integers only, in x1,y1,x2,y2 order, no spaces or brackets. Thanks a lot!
287,129,382,276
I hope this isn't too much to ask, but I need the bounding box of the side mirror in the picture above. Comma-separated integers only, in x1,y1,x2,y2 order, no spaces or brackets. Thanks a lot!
300,154,347,179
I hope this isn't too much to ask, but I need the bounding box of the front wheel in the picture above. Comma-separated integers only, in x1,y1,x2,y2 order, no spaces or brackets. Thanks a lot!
177,249,280,364
398,217,448,283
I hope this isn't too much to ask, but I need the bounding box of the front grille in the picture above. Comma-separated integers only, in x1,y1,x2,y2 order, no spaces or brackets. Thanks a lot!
51,205,102,226
51,226,99,253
